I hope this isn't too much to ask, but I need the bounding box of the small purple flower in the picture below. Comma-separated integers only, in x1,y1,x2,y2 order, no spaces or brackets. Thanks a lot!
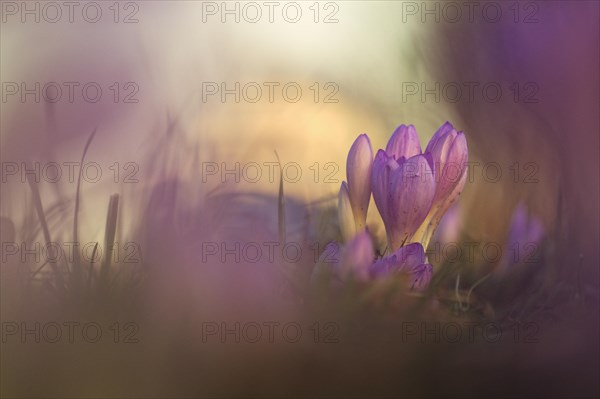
371,242,433,291
497,203,545,275
346,134,373,231
311,235,433,291
507,203,545,247
371,242,425,275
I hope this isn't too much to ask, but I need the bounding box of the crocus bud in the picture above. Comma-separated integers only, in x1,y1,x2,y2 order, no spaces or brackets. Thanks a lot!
341,231,374,282
414,122,468,247
371,150,399,242
346,134,373,231
385,124,422,160
425,122,468,211
338,181,356,242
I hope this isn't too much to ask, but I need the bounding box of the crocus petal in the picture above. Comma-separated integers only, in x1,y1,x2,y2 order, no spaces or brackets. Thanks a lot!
337,181,356,243
346,134,374,230
387,155,436,250
426,125,468,207
370,242,425,277
405,263,433,291
341,231,374,282
434,203,462,244
310,241,342,286
415,125,468,248
371,150,399,239
390,242,426,269
415,165,467,248
385,124,421,160
436,132,468,205
425,121,455,154
433,161,468,221
507,202,545,248
526,218,545,245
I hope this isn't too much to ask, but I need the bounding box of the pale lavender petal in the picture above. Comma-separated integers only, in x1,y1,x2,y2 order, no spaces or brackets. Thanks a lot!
346,134,374,230
387,155,436,250
391,242,426,269
527,217,545,245
426,126,467,208
506,203,545,264
436,132,468,204
371,150,399,236
370,242,425,277
341,231,375,282
338,181,356,242
496,203,546,276
370,257,394,277
310,241,342,286
406,263,433,291
425,121,455,154
507,203,528,246
434,203,462,244
386,124,422,160
430,166,468,230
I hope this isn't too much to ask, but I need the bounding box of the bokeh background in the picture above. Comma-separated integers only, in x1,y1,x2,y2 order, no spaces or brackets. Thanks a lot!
1,1,598,397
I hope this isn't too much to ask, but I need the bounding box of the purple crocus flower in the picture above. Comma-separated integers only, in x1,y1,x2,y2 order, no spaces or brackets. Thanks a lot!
415,122,469,245
507,203,545,247
372,145,436,251
311,234,433,292
345,134,374,231
496,203,545,275
371,242,433,291
321,121,468,294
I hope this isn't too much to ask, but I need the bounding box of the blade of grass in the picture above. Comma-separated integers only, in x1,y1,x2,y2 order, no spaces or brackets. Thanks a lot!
87,242,99,293
274,151,286,244
100,194,119,291
25,164,65,291
72,128,97,290
272,151,307,298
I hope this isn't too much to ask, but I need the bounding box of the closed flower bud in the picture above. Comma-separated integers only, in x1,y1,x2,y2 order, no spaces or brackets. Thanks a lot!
346,134,373,231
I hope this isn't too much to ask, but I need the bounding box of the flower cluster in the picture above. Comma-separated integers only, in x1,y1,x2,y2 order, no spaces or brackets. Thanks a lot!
321,122,468,291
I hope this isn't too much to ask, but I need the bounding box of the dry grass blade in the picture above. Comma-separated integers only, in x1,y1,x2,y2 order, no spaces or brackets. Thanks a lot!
100,194,120,289
25,163,65,290
274,151,286,244
87,242,99,293
72,128,98,287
